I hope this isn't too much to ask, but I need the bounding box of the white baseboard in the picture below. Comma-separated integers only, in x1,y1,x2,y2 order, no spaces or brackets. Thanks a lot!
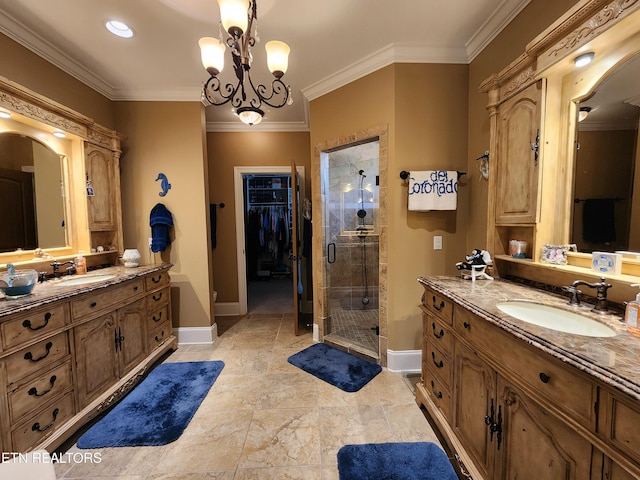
173,324,218,345
386,349,422,373
213,302,241,316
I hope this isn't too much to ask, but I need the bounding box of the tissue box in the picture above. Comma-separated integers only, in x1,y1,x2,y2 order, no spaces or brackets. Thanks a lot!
592,252,622,275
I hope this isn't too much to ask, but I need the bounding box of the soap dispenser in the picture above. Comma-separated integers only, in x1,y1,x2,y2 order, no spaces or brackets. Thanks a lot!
624,284,640,336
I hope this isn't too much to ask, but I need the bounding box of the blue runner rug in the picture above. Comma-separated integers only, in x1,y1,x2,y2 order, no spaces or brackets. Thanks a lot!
287,343,381,392
77,361,224,448
337,442,458,480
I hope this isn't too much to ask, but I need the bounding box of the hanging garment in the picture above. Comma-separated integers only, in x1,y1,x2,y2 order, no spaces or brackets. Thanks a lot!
150,203,174,252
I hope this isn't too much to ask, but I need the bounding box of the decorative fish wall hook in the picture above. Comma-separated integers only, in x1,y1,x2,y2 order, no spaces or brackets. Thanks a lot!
156,173,171,197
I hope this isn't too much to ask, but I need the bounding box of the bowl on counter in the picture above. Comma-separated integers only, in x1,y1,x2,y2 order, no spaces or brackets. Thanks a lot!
0,269,38,299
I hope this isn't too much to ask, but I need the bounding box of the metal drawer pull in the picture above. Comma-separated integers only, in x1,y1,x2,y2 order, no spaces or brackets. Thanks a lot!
463,321,471,329
133,285,139,291
153,292,163,301
432,296,445,311
430,380,443,399
32,408,59,432
539,372,550,384
431,323,444,339
152,312,163,322
24,342,53,362
155,331,165,342
431,352,444,369
28,375,57,397
22,312,52,331
151,275,162,283
90,301,97,308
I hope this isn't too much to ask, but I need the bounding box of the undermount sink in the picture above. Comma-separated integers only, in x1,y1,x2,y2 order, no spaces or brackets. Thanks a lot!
55,274,117,286
496,301,617,337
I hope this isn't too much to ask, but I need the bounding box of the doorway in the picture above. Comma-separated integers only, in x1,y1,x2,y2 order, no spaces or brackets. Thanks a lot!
233,166,309,318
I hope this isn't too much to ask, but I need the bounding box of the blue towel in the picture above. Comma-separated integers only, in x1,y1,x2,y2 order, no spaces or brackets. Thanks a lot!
150,203,173,253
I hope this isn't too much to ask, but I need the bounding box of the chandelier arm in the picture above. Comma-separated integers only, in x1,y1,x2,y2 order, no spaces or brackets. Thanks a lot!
203,75,241,107
247,75,290,109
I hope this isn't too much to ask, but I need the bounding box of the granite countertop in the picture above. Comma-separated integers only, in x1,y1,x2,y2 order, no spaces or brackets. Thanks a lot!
0,264,172,318
419,275,640,401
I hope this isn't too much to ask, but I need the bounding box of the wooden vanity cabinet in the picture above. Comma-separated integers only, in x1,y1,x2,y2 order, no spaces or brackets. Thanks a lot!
0,266,176,454
417,286,611,480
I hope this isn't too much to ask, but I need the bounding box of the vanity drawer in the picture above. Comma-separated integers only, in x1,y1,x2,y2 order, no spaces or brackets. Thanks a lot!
422,311,453,354
11,391,74,452
146,287,169,313
423,288,453,325
145,271,169,291
147,304,169,331
5,332,70,386
606,391,640,466
422,373,451,421
71,279,144,319
8,360,73,424
425,339,452,391
454,306,595,427
148,320,172,352
1,303,69,350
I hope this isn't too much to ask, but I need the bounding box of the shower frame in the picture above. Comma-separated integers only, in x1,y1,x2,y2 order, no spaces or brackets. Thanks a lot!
312,125,388,365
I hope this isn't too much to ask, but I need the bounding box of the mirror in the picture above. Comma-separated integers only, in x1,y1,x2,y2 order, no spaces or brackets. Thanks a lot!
571,53,640,253
0,133,67,253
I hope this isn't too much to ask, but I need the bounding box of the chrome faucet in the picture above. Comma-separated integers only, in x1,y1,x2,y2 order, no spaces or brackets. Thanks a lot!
563,276,612,314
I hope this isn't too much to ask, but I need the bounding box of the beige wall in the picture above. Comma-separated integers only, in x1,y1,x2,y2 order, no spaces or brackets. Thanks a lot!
115,101,213,329
466,0,581,252
310,64,469,351
0,33,115,129
207,131,311,302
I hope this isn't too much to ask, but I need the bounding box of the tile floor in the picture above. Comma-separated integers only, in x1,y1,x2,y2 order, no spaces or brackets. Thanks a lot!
54,313,444,479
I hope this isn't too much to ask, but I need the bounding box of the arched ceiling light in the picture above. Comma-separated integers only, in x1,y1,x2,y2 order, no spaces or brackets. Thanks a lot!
574,52,595,67
578,106,591,122
199,0,292,126
105,19,134,38
53,130,66,138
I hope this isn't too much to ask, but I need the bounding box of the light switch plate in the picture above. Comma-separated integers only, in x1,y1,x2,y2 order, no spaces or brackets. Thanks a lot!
434,236,443,250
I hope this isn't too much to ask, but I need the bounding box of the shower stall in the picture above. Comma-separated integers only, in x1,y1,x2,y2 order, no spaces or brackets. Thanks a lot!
322,139,380,355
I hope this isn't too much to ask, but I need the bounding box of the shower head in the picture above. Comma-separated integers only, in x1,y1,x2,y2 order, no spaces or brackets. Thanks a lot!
359,169,366,177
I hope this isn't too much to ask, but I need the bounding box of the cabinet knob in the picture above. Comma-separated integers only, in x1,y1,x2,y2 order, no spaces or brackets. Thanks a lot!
463,321,471,329
539,372,551,384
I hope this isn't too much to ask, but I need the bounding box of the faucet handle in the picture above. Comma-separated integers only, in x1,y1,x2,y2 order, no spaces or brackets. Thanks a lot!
562,285,582,306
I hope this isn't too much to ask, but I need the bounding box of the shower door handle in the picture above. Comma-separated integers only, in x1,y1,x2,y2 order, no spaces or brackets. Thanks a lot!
327,242,336,264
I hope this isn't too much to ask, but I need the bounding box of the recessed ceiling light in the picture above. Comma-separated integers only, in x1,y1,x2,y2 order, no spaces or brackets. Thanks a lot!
105,19,134,38
0,111,10,119
53,130,66,138
574,52,595,67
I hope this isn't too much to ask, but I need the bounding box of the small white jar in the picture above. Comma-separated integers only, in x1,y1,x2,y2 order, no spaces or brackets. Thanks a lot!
122,249,141,268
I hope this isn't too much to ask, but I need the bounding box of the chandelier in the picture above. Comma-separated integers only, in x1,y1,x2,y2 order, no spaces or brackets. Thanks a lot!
198,0,292,126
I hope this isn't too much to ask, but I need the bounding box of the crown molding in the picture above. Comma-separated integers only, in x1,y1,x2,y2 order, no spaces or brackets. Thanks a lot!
466,0,532,61
302,43,468,102
205,120,309,133
109,88,202,102
0,9,116,99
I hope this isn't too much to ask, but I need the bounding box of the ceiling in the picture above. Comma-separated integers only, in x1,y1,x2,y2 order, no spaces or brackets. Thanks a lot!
0,0,532,131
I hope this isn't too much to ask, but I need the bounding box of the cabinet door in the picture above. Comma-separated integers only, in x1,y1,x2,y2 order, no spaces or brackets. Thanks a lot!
453,341,496,479
495,80,544,224
74,312,119,408
86,143,116,231
117,298,147,376
495,378,592,480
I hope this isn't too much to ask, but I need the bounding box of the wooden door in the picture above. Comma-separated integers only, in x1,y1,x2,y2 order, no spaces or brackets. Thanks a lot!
495,80,545,224
453,341,496,479
495,378,593,480
74,312,119,408
0,167,37,251
85,143,116,231
117,298,147,376
291,162,300,335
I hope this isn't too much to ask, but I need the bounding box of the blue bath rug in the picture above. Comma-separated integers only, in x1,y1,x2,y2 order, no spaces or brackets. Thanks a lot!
77,361,224,448
337,442,458,480
287,343,381,392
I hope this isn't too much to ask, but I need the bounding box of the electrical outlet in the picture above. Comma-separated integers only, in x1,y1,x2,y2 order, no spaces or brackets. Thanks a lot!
433,236,443,250
148,237,153,248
